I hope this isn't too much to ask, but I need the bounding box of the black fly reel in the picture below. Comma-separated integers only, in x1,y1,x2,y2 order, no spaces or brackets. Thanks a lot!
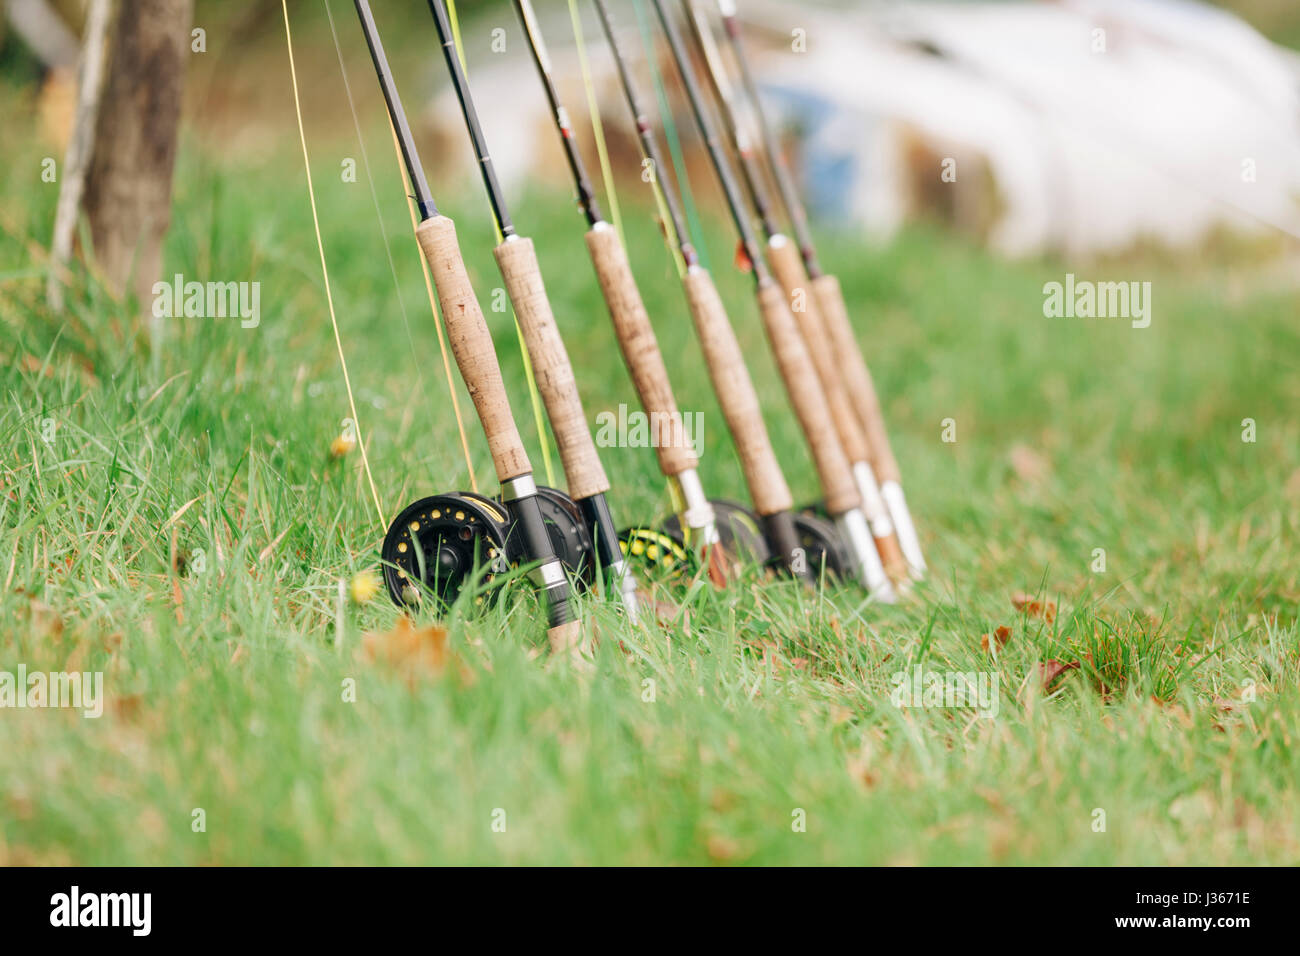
794,506,853,580
621,499,852,584
380,486,594,610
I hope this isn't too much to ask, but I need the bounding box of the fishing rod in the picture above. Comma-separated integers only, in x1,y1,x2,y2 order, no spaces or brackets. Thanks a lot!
423,0,641,618
714,0,927,578
592,0,878,593
512,0,741,586
353,0,580,650
680,0,907,583
644,0,895,600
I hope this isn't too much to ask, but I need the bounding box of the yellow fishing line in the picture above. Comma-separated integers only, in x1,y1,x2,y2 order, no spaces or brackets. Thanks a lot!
568,0,683,522
447,0,556,490
321,0,477,495
281,0,385,530
632,0,708,273
567,0,624,247
571,0,684,277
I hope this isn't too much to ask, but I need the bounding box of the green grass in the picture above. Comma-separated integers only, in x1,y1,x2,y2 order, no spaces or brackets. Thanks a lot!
1,75,1298,864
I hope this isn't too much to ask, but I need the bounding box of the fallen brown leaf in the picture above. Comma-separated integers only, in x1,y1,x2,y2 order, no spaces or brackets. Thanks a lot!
1012,592,1056,622
112,694,144,722
1009,443,1049,482
706,833,741,862
1037,658,1080,692
362,617,469,686
20,355,53,377
1286,467,1300,500
847,752,877,790
981,624,1013,652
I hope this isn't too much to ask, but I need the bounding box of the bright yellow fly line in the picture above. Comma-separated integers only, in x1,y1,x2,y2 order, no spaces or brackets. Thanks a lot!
281,0,385,530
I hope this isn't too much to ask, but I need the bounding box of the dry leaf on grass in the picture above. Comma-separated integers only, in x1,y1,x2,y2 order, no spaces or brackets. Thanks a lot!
706,832,742,862
1012,591,1057,623
1009,443,1050,482
1037,658,1080,692
847,751,878,790
1286,467,1300,500
981,625,1013,652
20,355,54,377
362,617,470,686
112,694,144,722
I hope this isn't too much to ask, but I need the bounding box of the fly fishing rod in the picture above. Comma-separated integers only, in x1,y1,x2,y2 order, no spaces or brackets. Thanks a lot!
713,0,926,578
512,0,744,586
680,0,907,583
593,0,883,594
353,0,581,649
643,0,895,600
423,0,641,618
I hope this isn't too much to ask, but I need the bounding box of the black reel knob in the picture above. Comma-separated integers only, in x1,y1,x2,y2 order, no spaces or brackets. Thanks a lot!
380,493,511,609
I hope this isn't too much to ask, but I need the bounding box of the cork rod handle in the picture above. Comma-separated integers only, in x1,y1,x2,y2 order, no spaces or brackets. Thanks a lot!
811,273,902,485
494,236,610,501
767,239,871,466
755,279,860,516
681,267,792,516
416,215,531,483
585,225,698,479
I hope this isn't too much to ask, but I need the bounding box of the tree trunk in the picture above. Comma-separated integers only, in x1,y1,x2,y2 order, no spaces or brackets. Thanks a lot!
82,0,192,313
47,0,111,311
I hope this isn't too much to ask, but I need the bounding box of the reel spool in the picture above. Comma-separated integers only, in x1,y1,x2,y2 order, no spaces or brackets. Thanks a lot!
707,499,771,566
794,509,853,581
626,498,772,582
619,526,693,580
380,486,595,610
381,493,511,609
502,486,595,586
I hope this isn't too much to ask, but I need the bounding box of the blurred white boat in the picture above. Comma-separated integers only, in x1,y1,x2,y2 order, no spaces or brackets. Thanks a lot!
422,0,1300,258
